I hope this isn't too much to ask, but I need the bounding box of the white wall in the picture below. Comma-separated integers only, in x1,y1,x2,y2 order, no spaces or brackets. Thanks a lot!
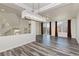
36,22,41,35
71,19,77,38
76,14,79,43
0,21,36,52
31,21,36,35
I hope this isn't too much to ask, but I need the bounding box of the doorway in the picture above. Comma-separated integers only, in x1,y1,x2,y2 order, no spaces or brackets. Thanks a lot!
43,22,50,35
57,21,67,37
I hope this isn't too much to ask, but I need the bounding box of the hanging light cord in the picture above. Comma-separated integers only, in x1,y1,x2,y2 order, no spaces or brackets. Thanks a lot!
38,3,40,14
32,3,34,12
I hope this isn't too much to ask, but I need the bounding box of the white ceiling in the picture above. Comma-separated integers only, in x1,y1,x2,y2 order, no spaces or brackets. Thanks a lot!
1,3,79,21
0,3,64,17
39,4,79,19
14,3,62,13
23,3,79,19
24,3,50,10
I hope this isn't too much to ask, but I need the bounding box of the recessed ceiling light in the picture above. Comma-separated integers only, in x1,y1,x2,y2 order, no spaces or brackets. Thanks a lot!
1,9,5,11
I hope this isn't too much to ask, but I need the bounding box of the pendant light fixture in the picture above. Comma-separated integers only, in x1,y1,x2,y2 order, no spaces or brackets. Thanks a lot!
22,3,46,22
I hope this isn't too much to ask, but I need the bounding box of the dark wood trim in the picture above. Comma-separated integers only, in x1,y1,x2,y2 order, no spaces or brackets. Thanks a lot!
49,22,51,35
67,20,71,38
41,22,43,35
55,21,58,37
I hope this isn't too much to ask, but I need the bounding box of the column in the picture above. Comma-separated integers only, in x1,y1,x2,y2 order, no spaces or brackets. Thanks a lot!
41,22,43,35
67,20,71,38
55,21,58,37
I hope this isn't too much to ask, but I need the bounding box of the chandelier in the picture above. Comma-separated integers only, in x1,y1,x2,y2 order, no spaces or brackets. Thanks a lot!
22,3,46,22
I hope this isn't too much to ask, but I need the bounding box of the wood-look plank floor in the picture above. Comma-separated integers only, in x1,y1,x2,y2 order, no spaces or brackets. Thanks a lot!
0,35,79,56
